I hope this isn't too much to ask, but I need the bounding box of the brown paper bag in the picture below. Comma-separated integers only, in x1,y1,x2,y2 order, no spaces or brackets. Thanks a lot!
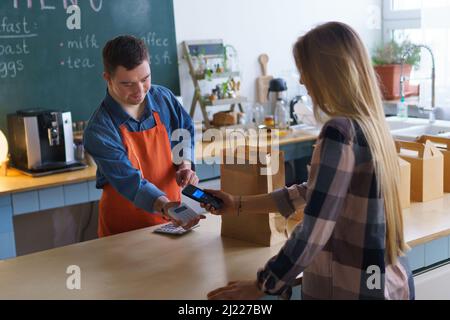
220,146,289,246
416,135,450,193
398,157,411,209
395,140,444,202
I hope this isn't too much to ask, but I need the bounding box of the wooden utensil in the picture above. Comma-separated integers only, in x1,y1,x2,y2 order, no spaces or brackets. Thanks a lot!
256,54,273,104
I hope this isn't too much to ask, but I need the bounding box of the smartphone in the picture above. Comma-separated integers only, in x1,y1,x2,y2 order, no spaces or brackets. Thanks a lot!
182,184,223,210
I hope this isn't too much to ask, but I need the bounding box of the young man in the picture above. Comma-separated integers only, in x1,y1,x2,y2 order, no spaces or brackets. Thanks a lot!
84,35,202,237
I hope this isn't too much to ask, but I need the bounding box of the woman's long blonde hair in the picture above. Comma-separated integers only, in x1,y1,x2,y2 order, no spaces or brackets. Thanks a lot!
293,22,407,264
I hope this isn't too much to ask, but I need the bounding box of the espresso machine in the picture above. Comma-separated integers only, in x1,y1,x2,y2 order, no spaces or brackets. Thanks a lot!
7,109,87,176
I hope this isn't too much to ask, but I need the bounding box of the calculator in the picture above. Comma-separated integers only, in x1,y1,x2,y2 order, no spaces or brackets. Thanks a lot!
167,203,200,227
153,222,199,235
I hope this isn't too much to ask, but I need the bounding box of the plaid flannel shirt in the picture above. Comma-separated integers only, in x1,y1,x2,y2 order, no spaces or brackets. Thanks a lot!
257,117,414,300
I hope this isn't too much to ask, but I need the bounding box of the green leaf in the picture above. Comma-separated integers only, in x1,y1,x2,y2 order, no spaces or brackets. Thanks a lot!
371,39,421,68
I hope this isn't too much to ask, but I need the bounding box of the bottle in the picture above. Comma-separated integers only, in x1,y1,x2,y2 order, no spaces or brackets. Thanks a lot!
253,103,265,127
243,103,254,128
397,96,408,119
274,99,289,130
397,75,408,119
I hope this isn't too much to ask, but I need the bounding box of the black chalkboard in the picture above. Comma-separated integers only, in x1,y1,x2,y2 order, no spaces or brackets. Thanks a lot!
0,0,180,132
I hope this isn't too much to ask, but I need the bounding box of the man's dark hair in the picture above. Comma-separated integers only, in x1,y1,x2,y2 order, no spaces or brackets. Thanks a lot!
102,35,149,74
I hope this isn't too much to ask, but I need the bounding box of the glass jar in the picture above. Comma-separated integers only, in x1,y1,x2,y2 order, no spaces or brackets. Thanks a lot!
264,115,275,128
253,103,265,127
274,99,289,130
243,103,254,127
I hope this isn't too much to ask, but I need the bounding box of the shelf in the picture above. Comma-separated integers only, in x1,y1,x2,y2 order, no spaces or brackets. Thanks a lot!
201,96,247,107
194,71,241,80
183,40,245,129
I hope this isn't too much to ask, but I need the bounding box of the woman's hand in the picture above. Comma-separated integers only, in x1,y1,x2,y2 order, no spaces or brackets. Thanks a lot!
207,280,265,300
200,189,238,216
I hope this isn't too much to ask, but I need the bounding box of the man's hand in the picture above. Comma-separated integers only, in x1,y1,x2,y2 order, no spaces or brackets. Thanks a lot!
154,196,172,217
175,162,199,188
155,196,205,230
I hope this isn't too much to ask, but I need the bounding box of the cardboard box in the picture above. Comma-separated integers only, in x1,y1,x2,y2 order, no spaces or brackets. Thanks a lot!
220,146,290,246
416,135,450,193
395,140,444,202
398,157,411,209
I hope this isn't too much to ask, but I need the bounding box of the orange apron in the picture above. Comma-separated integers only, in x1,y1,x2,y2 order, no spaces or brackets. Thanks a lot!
98,112,180,237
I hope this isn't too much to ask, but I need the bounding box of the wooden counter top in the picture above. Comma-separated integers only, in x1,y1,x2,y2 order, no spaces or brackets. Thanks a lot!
403,194,450,247
0,193,450,299
0,215,283,299
0,165,98,195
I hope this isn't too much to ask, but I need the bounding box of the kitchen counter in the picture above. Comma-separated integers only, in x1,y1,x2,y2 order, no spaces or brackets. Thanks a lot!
0,165,98,196
403,195,450,247
0,130,317,260
0,215,285,299
2,122,450,293
0,131,317,196
1,193,450,299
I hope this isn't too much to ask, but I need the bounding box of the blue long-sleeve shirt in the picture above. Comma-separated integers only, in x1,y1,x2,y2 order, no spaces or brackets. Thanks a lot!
83,85,195,214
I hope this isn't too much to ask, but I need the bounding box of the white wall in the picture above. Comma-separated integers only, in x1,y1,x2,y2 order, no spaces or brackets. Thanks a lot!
173,0,382,121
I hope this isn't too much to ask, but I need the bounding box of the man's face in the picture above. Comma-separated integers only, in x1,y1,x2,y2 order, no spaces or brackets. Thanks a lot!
104,61,151,107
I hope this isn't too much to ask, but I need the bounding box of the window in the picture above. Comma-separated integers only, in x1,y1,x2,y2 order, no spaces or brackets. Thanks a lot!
392,0,421,11
383,0,450,108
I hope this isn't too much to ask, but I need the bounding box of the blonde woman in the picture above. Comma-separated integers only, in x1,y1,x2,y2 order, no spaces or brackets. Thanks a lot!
203,22,414,300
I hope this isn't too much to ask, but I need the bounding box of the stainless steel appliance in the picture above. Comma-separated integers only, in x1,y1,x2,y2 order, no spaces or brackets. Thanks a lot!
7,109,86,176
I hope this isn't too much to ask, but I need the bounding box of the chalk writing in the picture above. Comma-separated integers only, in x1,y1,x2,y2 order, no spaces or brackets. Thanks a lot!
13,0,103,12
59,33,98,69
0,60,24,78
0,16,31,34
0,16,34,78
64,34,98,49
141,32,170,47
60,56,95,69
0,39,30,56
150,51,173,65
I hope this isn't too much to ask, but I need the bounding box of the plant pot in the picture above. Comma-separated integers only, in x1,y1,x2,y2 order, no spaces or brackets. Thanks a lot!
374,64,419,100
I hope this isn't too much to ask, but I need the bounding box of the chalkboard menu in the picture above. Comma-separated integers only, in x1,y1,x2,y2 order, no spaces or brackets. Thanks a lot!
0,0,180,131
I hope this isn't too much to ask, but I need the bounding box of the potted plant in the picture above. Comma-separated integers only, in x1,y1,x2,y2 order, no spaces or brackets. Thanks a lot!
372,40,421,100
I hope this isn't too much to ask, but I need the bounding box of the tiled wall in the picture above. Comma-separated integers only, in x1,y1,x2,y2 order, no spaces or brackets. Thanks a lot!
0,181,102,259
